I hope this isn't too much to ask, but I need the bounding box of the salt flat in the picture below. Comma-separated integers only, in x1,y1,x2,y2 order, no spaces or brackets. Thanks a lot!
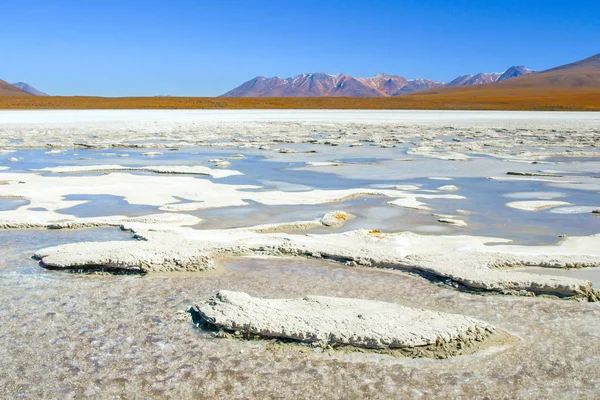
1,110,600,398
1,109,600,124
1,110,600,158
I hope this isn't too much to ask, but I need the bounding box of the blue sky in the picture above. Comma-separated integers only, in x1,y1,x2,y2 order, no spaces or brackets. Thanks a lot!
1,0,599,96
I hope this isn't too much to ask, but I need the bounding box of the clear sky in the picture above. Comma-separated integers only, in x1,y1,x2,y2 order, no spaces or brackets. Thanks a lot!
2,0,599,96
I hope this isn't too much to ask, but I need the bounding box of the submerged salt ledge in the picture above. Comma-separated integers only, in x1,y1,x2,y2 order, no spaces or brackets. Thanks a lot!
195,290,498,355
388,194,465,211
0,213,201,230
505,200,572,211
33,164,243,178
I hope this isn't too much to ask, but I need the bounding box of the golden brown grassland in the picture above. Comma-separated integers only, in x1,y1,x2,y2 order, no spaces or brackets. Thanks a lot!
0,89,599,111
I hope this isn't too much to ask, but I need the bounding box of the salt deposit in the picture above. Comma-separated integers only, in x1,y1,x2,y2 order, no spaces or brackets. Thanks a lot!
2,109,600,397
32,219,600,301
505,201,572,211
195,290,501,357
32,164,242,178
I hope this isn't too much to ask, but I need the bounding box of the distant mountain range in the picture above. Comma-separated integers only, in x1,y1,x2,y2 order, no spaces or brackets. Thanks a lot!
0,79,31,96
12,82,48,96
221,66,533,97
0,80,48,96
1,54,598,104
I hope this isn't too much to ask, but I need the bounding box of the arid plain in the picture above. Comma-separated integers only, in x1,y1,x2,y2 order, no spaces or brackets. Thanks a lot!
0,90,599,110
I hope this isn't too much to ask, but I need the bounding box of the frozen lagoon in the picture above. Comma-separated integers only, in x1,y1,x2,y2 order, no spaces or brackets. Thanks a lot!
1,110,600,397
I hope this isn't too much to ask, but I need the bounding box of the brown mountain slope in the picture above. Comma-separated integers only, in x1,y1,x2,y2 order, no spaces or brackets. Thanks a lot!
502,53,600,89
0,78,31,96
397,54,600,110
413,54,600,95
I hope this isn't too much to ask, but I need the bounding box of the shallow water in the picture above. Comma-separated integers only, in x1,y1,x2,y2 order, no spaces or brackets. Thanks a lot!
3,147,598,245
2,112,600,397
194,196,449,235
423,177,600,245
2,236,600,398
57,194,159,218
0,197,29,211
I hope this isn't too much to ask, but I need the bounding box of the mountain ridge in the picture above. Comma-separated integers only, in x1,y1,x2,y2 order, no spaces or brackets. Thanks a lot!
0,79,31,96
414,53,600,96
221,66,531,97
12,82,48,96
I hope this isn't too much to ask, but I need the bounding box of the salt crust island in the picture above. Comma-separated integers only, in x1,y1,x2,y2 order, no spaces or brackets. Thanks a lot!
1,169,598,301
191,290,511,359
29,215,600,302
0,170,465,226
2,110,600,359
